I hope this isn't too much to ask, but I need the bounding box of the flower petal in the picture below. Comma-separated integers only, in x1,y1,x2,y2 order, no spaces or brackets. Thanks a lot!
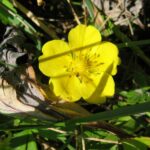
50,75,82,102
85,73,115,104
68,24,101,50
39,40,71,77
89,42,120,75
79,74,100,99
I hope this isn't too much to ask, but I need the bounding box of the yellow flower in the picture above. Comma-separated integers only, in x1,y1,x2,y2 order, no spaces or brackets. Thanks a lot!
39,24,120,104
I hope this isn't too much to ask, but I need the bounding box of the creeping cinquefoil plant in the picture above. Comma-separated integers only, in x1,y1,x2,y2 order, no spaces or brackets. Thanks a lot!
39,24,120,104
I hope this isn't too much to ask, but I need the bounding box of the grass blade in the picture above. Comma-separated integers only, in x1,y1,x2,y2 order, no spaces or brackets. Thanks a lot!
67,101,150,124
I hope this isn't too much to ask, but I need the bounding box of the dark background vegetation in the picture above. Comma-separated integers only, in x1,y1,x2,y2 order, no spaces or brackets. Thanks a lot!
0,0,150,149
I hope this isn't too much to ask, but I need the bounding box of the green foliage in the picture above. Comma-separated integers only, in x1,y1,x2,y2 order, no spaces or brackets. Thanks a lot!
1,0,17,12
120,88,150,105
134,137,150,147
38,129,67,142
0,134,12,150
123,137,150,150
0,0,41,50
123,139,148,150
10,130,38,150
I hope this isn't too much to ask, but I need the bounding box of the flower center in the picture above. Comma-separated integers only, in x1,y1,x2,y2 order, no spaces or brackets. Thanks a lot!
65,52,104,80
70,58,87,77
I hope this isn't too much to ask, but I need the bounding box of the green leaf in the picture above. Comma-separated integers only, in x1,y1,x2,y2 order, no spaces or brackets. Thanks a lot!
0,133,12,150
110,145,119,150
65,101,150,125
134,137,150,147
117,116,132,122
10,130,37,150
1,0,16,12
0,2,41,50
123,139,147,150
38,129,66,142
85,0,94,20
27,135,38,150
38,129,75,150
120,88,150,105
119,118,137,134
84,129,111,139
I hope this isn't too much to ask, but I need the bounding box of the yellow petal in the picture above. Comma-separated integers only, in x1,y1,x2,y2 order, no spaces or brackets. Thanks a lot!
84,73,115,104
68,24,101,50
89,42,120,75
50,75,82,102
39,40,71,77
80,74,100,99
